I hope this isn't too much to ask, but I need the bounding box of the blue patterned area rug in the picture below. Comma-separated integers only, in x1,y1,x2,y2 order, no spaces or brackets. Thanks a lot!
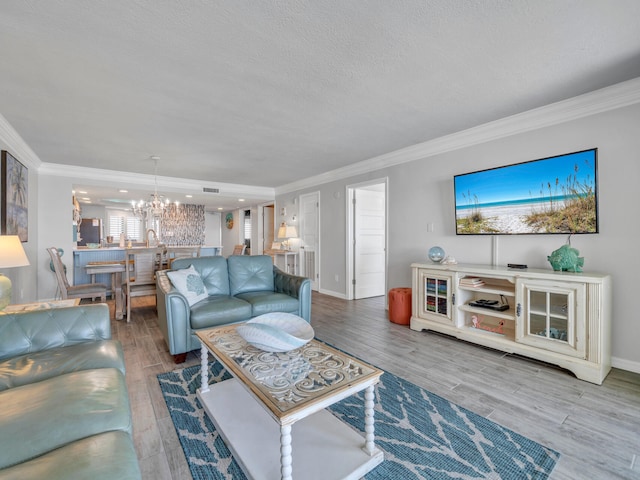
158,360,559,480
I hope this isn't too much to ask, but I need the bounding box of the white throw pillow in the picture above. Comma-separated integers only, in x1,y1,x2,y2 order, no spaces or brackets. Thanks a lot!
166,265,208,306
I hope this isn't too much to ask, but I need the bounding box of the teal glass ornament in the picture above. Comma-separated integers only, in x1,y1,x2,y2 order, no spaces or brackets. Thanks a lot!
428,246,445,263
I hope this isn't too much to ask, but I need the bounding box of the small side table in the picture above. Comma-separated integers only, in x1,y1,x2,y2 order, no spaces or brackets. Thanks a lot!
266,250,298,275
388,288,412,325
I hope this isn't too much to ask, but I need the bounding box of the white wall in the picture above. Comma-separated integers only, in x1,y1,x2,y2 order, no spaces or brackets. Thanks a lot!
204,211,222,247
38,174,76,300
80,204,107,224
276,103,640,370
221,209,242,257
0,139,38,304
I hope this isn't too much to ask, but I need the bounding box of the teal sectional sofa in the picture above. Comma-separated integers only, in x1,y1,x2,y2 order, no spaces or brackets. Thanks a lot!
156,255,311,362
0,304,141,480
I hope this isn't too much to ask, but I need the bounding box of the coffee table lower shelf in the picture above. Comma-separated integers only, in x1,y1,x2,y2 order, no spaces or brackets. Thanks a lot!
197,378,384,480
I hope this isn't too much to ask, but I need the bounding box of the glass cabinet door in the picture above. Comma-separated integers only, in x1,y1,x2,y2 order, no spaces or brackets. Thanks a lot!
516,279,586,358
418,270,453,325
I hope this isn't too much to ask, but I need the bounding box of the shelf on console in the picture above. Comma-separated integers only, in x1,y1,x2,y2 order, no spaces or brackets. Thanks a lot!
529,304,569,320
458,285,516,297
458,275,515,297
462,323,516,341
458,304,515,321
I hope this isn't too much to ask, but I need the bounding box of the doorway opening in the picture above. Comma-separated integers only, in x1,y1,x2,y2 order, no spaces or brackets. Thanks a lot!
257,203,274,255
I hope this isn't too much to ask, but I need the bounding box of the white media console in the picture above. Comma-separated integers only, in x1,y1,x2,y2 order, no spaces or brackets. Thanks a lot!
410,263,611,384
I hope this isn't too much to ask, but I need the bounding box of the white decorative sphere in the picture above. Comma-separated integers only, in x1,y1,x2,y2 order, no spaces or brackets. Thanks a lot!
428,246,445,263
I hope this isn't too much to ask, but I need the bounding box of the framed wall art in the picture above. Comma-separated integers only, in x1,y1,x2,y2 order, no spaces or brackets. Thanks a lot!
1,150,28,242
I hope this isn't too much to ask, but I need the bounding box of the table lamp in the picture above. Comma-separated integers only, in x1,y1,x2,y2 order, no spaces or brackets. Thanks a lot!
277,223,298,251
0,235,30,310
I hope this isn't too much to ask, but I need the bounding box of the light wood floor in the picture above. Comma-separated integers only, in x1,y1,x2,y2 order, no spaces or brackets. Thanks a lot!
111,293,640,480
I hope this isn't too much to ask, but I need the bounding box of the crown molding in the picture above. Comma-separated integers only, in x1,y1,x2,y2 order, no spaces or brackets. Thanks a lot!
0,113,43,169
3,76,639,195
38,163,275,199
276,76,640,195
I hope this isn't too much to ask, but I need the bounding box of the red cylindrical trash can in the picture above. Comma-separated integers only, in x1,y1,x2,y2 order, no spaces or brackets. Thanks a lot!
388,287,412,325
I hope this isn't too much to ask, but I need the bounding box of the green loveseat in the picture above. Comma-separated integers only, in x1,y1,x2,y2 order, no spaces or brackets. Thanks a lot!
0,304,141,480
156,255,311,363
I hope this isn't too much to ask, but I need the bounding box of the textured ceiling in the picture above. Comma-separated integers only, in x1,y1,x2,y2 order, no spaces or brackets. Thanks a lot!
1,1,640,207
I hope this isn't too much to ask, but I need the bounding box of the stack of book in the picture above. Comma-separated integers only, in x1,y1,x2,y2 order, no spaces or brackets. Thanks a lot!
460,277,485,288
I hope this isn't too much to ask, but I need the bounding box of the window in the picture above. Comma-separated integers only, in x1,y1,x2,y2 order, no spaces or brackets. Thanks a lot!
108,210,143,241
244,209,251,248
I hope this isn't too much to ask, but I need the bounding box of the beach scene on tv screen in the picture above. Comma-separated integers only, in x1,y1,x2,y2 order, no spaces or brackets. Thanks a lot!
455,149,597,235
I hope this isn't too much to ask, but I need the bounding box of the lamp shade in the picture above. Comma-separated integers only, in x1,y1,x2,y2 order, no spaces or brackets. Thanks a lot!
277,223,298,239
277,222,287,239
0,235,29,268
0,235,29,310
284,226,298,238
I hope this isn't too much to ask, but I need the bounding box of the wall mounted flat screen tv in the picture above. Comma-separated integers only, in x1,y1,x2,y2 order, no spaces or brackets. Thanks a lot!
454,148,598,235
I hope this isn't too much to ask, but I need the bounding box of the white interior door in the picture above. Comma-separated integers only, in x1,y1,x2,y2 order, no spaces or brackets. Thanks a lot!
353,185,386,299
299,192,319,291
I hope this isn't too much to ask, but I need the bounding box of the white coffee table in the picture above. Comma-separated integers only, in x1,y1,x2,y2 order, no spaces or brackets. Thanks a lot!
196,324,384,480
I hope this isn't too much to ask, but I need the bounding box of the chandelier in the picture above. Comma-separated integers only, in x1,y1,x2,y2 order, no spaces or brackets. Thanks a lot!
132,156,170,219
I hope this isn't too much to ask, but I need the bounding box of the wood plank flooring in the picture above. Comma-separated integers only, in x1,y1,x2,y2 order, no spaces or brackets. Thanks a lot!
110,293,640,480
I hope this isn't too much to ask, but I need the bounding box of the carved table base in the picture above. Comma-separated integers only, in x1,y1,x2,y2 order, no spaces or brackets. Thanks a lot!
197,378,383,480
196,326,384,480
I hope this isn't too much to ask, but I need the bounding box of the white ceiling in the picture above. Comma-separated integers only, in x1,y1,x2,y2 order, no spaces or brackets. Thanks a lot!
1,1,640,210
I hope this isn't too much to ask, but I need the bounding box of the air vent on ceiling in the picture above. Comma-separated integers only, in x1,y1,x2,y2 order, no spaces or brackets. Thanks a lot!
203,187,220,194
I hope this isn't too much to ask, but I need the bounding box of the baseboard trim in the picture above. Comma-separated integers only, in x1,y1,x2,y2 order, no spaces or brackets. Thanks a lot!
318,288,347,299
611,357,640,375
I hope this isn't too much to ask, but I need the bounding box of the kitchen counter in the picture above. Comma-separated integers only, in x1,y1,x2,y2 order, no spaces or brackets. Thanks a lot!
73,246,223,286
76,245,223,251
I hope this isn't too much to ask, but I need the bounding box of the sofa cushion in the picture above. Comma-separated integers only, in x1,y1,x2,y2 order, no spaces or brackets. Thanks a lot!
172,256,230,295
0,431,141,480
228,255,274,296
235,291,300,317
0,304,111,361
167,265,208,306
0,368,132,469
189,295,252,329
0,340,125,392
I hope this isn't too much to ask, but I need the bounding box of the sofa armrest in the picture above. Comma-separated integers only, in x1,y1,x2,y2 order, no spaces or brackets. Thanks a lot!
0,304,111,361
156,270,192,355
273,266,312,322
